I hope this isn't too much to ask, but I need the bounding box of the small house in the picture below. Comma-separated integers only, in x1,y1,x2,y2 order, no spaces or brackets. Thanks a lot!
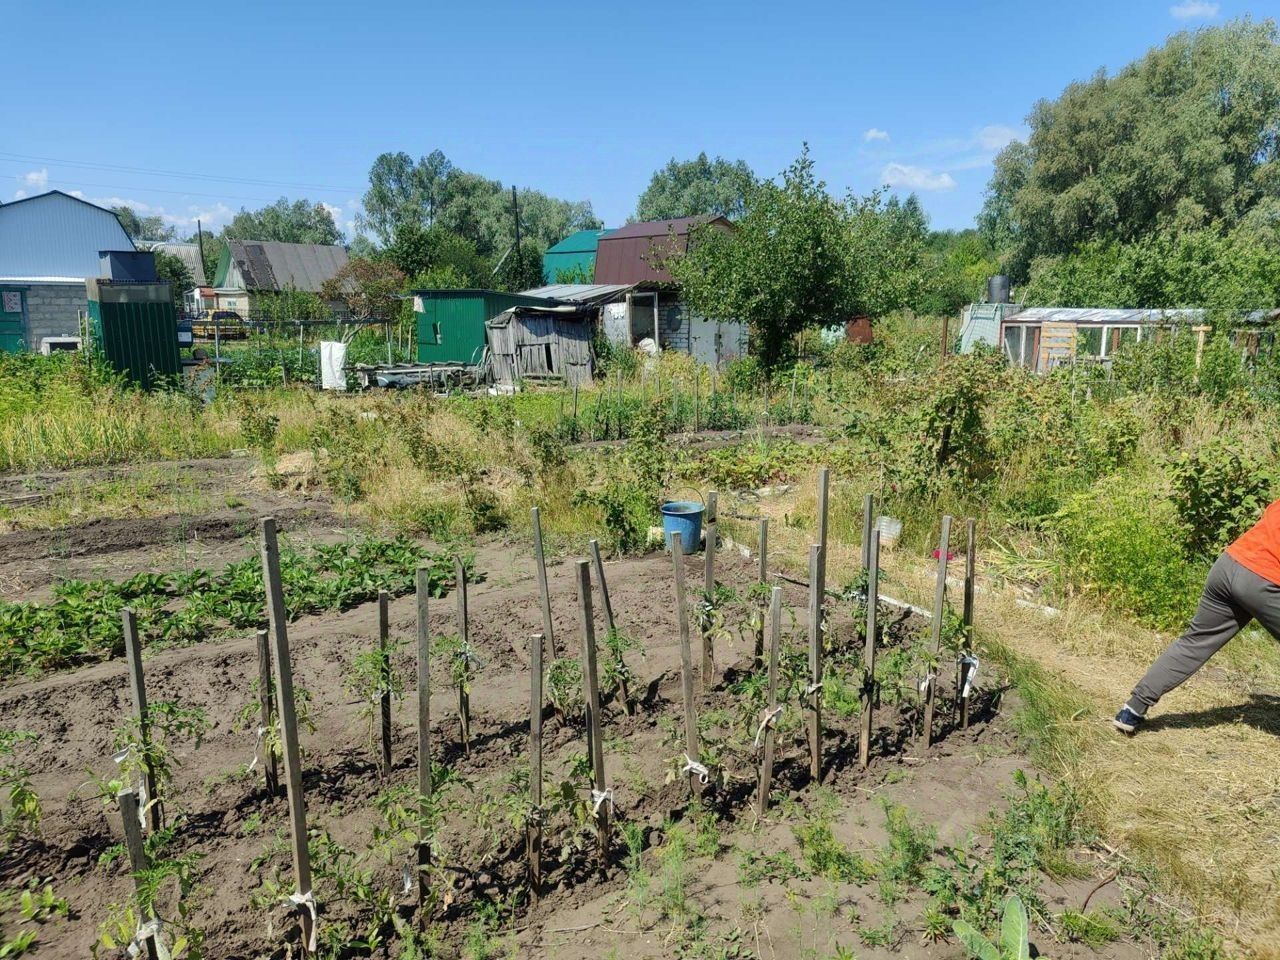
485,305,594,387
212,239,348,316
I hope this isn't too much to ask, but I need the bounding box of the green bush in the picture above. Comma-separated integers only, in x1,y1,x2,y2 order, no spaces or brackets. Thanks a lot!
1168,439,1275,559
1051,479,1202,630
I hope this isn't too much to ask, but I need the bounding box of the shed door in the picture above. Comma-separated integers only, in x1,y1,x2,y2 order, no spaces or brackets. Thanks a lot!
0,289,25,353
688,314,720,367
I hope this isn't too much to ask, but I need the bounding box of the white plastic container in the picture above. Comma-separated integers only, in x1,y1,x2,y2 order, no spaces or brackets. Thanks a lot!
875,515,903,548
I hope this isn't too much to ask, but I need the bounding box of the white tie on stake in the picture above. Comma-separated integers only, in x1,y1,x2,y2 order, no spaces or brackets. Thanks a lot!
681,754,710,785
247,725,269,772
959,655,980,699
287,889,318,953
753,705,784,749
126,918,165,959
590,788,614,816
918,672,937,695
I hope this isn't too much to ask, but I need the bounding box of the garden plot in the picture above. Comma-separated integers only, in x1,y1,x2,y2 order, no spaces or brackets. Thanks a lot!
0,514,1182,960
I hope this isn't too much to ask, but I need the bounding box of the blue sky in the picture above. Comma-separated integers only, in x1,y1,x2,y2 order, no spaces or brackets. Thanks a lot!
5,0,1275,239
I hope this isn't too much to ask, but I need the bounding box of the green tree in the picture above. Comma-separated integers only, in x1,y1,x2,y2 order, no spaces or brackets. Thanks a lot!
153,249,193,309
981,18,1280,280
384,222,488,285
222,197,342,245
634,153,757,221
668,147,857,368
320,257,406,320
112,206,175,243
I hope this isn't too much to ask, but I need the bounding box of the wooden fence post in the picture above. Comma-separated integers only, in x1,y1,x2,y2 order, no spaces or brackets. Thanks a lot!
590,539,631,714
121,609,161,833
255,628,279,796
117,788,159,960
860,494,875,571
701,491,718,691
755,518,768,668
415,566,432,909
259,518,315,954
816,467,830,578
528,632,544,899
575,561,610,869
923,515,953,747
671,532,704,799
756,586,783,817
959,518,977,729
531,507,558,659
454,557,471,756
377,590,393,778
806,544,824,783
859,530,881,769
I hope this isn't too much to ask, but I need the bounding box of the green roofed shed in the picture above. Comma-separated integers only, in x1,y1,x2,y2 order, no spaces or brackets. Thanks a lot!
414,289,562,364
542,229,611,284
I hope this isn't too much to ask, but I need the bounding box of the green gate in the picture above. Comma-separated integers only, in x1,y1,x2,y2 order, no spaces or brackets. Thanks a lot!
0,288,25,353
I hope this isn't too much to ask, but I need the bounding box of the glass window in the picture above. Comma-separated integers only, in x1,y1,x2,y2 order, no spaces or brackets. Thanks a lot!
1022,327,1038,368
1003,325,1022,364
1077,327,1103,357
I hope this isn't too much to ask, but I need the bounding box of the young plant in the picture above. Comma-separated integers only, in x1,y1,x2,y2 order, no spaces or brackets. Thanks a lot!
0,731,41,842
434,634,478,753
953,894,1031,960
345,642,405,766
236,679,317,778
109,702,210,825
546,657,583,724
601,627,641,715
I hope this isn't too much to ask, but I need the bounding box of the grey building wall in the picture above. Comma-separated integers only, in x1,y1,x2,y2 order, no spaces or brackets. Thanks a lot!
659,297,691,353
25,283,87,346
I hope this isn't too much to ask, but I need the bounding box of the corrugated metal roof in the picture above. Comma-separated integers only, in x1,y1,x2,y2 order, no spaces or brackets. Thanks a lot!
545,229,612,254
1008,307,1207,325
520,283,633,303
0,191,135,282
226,239,348,293
595,215,733,284
144,242,207,285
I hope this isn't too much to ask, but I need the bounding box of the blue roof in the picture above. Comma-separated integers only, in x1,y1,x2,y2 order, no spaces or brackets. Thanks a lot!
546,229,611,254
0,190,135,282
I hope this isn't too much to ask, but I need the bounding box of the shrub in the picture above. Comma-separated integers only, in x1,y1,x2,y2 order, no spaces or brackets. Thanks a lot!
1168,438,1275,559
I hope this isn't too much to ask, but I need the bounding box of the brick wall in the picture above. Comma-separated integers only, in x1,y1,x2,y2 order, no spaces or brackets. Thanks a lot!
25,283,87,346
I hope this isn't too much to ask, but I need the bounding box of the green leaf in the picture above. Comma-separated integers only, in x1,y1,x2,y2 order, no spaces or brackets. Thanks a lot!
953,920,1001,960
1002,895,1030,960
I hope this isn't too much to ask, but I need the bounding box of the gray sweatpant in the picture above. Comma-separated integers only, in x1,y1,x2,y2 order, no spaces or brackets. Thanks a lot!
1130,552,1280,714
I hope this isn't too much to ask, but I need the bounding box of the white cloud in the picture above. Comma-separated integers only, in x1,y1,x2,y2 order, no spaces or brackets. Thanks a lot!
1170,1,1219,18
975,124,1019,152
880,163,956,191
21,169,48,189
12,190,26,201
862,128,890,143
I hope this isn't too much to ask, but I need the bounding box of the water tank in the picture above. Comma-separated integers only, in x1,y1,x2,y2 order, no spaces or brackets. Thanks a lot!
986,275,1011,304
99,250,158,283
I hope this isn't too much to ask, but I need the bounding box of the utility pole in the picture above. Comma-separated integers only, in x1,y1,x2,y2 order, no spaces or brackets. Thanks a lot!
511,186,522,285
195,220,206,284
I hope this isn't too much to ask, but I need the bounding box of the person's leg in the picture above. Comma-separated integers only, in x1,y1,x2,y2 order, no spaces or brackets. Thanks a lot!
1127,554,1252,716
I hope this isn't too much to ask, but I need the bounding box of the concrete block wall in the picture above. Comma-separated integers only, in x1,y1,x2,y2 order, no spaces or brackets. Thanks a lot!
25,283,87,346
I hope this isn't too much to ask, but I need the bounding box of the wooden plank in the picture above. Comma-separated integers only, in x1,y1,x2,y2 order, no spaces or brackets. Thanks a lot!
256,627,279,796
860,494,874,571
378,590,392,778
259,517,315,952
589,539,615,632
121,608,160,833
528,632,544,899
806,544,824,783
415,565,432,908
960,518,977,729
756,586,783,817
859,530,881,769
531,507,557,658
754,518,768,668
455,557,471,756
575,561,610,868
701,491,718,691
922,515,953,747
671,532,703,799
117,788,159,960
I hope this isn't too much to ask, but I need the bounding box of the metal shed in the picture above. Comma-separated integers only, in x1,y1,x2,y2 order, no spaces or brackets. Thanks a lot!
414,289,562,365
86,279,180,389
485,305,594,387
541,229,612,284
593,216,733,284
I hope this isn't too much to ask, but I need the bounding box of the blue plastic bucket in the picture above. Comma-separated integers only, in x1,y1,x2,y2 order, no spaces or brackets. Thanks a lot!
661,500,705,554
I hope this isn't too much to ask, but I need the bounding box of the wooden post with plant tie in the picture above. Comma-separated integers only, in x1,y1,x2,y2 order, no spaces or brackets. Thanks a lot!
860,529,881,769
701,491,718,691
454,557,471,756
531,507,558,659
755,518,768,669
806,544,824,783
959,518,977,729
923,515,953,747
378,590,392,778
259,517,316,954
255,627,279,796
860,494,875,571
671,532,704,799
590,539,632,714
575,561,610,869
415,565,432,909
117,788,160,960
527,631,544,899
121,608,161,833
756,586,783,817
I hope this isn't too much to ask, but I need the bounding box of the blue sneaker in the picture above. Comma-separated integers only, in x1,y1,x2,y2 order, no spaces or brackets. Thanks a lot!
1113,704,1145,735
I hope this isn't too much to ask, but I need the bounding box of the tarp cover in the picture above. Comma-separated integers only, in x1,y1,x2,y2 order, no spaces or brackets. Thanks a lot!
320,341,348,391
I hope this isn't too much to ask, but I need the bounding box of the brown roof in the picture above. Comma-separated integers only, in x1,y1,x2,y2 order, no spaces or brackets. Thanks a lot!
593,215,732,284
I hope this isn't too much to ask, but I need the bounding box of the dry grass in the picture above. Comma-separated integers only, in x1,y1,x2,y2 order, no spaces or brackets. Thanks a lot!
723,468,1280,957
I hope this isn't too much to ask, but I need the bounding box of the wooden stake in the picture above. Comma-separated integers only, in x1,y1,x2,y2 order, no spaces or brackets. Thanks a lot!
255,627,279,796
121,608,161,833
815,468,830,660
527,632,544,900
701,491,718,691
454,557,471,756
117,788,159,960
415,566,432,908
860,494,875,571
859,530,881,769
923,515,953,747
575,561,610,869
960,518,977,729
378,590,392,778
671,532,703,799
531,507,558,659
259,517,315,953
756,586,783,817
806,544,824,783
755,518,768,668
590,539,631,714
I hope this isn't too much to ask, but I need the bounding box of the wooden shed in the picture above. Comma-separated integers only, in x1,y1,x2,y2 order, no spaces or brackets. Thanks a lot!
484,305,594,387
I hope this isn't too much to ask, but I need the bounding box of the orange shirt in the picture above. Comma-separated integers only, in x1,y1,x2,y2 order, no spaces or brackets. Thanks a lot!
1226,499,1280,586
